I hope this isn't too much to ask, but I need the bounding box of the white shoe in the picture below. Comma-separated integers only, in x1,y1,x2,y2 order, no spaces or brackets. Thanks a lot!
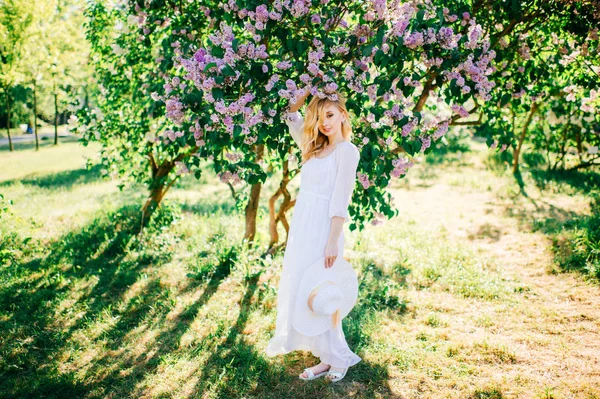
299,366,330,381
326,367,348,382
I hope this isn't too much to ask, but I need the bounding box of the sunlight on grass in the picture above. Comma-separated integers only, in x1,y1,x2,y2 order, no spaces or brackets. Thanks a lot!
1,140,599,398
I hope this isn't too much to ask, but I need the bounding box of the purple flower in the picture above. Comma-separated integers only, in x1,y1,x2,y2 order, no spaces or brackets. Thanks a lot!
433,122,449,139
308,49,325,63
372,0,387,19
420,136,431,152
404,31,424,49
324,82,338,93
285,79,297,90
193,49,207,63
357,172,371,189
276,61,293,70
300,73,311,84
451,104,470,118
165,97,185,125
391,157,413,177
401,119,416,137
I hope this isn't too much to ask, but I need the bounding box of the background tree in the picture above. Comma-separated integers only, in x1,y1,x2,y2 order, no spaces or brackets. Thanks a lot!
472,0,600,174
45,0,89,145
0,0,33,152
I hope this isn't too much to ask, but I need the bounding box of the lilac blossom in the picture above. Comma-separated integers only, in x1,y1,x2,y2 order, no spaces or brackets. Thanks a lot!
165,97,185,125
420,136,431,152
391,157,413,177
357,172,371,189
451,104,470,118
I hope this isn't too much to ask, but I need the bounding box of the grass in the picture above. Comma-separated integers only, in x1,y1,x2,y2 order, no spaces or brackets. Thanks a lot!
1,140,600,398
484,150,600,282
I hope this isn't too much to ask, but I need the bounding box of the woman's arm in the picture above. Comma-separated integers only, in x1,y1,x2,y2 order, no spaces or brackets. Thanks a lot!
283,89,311,147
324,217,345,268
288,89,310,113
324,144,361,268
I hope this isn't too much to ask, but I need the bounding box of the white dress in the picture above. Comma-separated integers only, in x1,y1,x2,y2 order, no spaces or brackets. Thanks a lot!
265,110,362,369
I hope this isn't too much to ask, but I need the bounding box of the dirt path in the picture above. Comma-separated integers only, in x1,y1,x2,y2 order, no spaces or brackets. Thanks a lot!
388,166,600,397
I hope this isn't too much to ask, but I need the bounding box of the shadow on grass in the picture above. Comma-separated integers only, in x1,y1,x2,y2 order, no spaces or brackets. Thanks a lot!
0,163,104,189
0,203,407,398
190,259,406,398
189,272,287,398
505,168,600,282
530,168,600,195
0,205,150,398
531,198,600,281
0,204,238,398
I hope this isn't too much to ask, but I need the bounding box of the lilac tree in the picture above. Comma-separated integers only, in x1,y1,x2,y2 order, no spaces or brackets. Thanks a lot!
79,0,599,246
161,0,494,242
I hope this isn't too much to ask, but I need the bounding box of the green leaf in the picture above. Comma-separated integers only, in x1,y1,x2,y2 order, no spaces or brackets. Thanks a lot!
212,88,224,99
233,125,242,137
222,64,236,76
297,40,309,55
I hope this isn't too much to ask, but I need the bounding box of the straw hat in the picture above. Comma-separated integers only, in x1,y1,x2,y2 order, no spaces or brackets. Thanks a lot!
292,257,358,337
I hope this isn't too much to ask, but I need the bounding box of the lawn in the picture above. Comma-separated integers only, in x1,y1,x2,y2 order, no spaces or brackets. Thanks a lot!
1,140,599,399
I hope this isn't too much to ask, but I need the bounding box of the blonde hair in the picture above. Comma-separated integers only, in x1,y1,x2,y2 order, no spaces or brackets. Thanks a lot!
300,93,352,163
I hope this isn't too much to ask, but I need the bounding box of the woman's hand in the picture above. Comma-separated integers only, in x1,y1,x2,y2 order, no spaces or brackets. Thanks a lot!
324,241,339,268
288,89,310,113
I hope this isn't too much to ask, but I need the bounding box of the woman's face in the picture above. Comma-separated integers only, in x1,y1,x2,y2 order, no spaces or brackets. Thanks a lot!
317,103,344,137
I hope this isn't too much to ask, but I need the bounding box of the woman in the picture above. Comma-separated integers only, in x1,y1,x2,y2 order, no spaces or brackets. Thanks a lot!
265,90,361,382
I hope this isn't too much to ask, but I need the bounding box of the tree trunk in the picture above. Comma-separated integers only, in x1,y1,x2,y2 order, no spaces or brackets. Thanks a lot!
244,144,265,245
512,103,539,174
575,128,583,163
140,162,177,229
268,156,293,250
33,80,39,151
141,182,168,227
245,182,262,245
412,72,437,114
54,84,58,145
5,90,13,152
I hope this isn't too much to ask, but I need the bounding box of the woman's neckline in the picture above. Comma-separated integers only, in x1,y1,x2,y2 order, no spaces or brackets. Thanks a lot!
314,141,348,160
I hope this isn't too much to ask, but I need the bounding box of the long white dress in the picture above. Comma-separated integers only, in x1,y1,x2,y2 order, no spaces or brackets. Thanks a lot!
265,110,362,369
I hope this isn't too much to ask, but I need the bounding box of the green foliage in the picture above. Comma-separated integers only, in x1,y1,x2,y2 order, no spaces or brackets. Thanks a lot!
548,194,600,280
475,2,600,171
0,193,11,215
359,261,408,312
0,0,89,133
78,0,500,231
469,387,504,399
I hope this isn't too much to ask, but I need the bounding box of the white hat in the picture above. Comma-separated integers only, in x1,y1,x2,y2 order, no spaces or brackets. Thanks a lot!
292,257,358,337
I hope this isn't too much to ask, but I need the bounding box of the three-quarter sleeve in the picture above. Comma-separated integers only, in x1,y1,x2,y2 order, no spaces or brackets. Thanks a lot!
328,143,360,222
282,110,304,147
